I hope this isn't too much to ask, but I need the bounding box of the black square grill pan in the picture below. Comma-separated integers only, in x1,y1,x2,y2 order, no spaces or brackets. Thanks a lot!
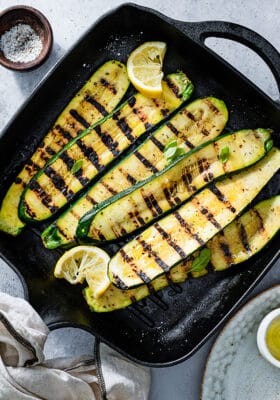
0,3,279,366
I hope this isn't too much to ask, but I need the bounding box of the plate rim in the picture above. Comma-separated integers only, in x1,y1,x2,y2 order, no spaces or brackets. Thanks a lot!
200,283,280,399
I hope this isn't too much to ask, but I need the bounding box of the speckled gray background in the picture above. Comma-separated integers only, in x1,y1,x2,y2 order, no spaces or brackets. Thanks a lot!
0,1,279,399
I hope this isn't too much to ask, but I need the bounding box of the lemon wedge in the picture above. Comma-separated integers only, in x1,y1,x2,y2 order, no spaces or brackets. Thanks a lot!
54,245,110,298
127,41,167,97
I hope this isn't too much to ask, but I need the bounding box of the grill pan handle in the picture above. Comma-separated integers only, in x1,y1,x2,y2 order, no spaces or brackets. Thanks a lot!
175,20,280,101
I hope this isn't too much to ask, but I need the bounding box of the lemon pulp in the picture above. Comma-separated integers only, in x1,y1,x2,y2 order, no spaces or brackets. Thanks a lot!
127,41,167,97
54,245,110,298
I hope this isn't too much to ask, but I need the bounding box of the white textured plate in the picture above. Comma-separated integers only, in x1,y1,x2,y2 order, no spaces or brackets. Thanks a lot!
201,285,280,400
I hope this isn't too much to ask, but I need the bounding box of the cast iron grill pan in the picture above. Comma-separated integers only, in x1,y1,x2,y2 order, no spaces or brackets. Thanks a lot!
0,4,279,366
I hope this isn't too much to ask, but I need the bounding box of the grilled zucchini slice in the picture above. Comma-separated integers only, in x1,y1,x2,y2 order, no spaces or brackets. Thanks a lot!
84,195,280,312
20,72,193,223
42,97,228,249
77,129,271,242
209,195,280,270
0,60,130,236
108,148,280,289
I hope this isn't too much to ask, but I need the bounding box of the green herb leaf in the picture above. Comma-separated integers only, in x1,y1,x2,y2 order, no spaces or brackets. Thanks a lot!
164,146,178,160
265,139,273,152
174,147,185,158
190,248,211,273
71,159,83,174
219,146,230,163
164,140,185,163
182,82,194,100
164,140,177,152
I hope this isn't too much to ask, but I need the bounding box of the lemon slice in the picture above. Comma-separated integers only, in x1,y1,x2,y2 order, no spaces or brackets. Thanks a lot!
85,266,110,299
54,245,110,298
127,41,167,97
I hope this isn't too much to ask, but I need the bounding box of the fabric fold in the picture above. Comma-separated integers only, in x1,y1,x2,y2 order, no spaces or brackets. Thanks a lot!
0,292,150,400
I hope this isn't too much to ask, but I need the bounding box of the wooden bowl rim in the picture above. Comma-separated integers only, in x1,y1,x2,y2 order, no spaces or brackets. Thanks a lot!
0,5,53,71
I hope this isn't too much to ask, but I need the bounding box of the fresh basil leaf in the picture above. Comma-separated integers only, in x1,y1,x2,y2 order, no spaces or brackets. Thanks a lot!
190,248,211,272
71,159,83,174
265,139,273,152
182,82,194,100
219,146,229,163
174,147,185,158
164,146,177,160
164,140,178,152
164,140,185,163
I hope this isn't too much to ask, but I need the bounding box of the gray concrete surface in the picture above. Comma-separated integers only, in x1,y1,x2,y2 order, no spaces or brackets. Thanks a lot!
0,1,279,399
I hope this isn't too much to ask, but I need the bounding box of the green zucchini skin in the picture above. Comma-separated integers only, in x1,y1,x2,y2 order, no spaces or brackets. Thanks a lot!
209,195,280,270
108,148,280,289
42,97,228,249
77,129,271,242
84,195,280,312
0,60,130,236
19,72,193,223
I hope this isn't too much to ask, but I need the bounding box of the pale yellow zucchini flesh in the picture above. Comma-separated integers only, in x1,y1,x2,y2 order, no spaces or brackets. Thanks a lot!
79,128,271,242
20,72,193,223
209,195,280,270
42,97,228,249
84,195,280,312
108,148,280,289
0,60,130,236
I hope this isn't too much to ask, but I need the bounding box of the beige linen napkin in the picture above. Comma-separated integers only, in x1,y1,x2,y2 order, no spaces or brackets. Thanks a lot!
0,292,150,400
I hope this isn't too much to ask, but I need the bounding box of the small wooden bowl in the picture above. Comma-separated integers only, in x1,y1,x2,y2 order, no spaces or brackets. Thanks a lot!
0,5,53,71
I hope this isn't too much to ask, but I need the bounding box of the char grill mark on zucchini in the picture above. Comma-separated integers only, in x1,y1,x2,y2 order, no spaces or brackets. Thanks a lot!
112,111,135,143
41,96,227,249
252,208,265,231
192,198,223,230
163,188,177,208
209,195,280,270
149,136,165,152
84,195,280,312
69,110,90,129
142,193,163,216
20,72,192,223
219,242,233,264
173,211,205,245
94,124,120,157
209,184,236,213
166,121,195,149
84,95,108,117
137,239,170,275
28,180,59,214
154,222,187,258
78,129,271,242
44,166,74,200
238,223,251,252
56,125,73,142
75,138,103,171
181,169,196,193
101,182,118,195
0,60,130,236
45,147,56,157
165,76,182,98
100,77,117,94
85,195,97,206
133,152,159,173
122,171,137,185
108,148,280,289
59,152,90,186
23,161,39,176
